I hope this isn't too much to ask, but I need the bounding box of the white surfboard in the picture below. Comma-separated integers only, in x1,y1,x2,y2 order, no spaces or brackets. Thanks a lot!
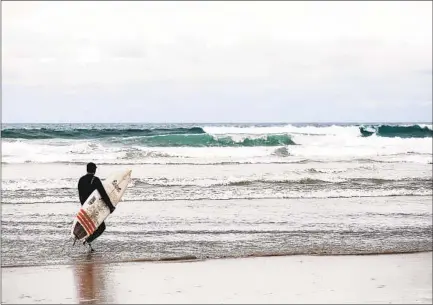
71,169,132,241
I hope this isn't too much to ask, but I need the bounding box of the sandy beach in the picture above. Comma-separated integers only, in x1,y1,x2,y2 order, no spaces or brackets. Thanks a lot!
2,252,432,304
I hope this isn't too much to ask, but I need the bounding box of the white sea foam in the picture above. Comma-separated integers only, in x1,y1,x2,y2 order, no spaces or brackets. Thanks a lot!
1,124,432,165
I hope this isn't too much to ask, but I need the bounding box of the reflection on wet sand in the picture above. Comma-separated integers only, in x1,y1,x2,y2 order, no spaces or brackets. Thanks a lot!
72,253,112,304
2,252,431,304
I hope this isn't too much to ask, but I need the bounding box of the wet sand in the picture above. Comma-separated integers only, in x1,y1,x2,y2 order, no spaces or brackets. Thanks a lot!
2,252,432,304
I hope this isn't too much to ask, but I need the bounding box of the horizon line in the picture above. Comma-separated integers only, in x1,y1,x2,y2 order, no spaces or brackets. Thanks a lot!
2,121,432,125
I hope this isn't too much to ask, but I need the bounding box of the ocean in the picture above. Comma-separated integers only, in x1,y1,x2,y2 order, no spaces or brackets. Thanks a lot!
1,122,432,267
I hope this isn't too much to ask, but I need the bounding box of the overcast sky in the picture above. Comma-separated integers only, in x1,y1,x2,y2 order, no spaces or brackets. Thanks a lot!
2,1,432,123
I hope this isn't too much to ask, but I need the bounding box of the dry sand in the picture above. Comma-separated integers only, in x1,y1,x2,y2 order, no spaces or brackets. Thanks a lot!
2,252,432,304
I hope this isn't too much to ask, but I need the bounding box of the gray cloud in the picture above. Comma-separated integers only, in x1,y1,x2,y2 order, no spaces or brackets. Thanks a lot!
2,1,432,123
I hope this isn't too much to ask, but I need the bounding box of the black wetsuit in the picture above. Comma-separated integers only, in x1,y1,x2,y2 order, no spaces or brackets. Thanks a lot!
78,173,115,243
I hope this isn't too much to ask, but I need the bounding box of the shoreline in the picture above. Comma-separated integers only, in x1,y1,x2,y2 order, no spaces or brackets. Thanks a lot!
2,252,432,304
3,249,432,269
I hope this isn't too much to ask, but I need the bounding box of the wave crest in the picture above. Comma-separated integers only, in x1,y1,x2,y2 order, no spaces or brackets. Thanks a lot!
110,134,296,147
360,124,433,138
0,127,206,139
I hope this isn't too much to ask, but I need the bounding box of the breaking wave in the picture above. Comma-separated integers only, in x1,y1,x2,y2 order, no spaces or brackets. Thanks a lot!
1,127,296,147
1,127,206,139
110,134,296,147
360,124,433,138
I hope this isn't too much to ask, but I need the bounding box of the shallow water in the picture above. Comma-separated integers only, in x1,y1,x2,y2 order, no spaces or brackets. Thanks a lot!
2,193,432,267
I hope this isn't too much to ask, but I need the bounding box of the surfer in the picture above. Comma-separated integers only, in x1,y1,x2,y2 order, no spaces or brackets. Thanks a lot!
78,162,116,251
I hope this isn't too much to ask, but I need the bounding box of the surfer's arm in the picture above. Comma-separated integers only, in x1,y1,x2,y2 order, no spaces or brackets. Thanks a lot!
77,179,85,205
94,177,116,213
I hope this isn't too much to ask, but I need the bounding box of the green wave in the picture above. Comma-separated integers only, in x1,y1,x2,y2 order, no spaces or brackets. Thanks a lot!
111,134,296,147
360,125,432,138
0,127,206,139
1,126,295,147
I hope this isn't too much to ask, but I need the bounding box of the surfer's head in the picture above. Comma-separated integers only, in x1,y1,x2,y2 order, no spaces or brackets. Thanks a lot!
86,162,97,174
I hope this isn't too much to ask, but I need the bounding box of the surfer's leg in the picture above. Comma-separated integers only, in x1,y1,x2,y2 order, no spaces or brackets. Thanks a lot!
86,222,106,244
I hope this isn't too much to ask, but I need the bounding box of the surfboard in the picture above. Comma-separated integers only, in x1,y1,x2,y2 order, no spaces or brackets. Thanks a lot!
71,169,132,241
